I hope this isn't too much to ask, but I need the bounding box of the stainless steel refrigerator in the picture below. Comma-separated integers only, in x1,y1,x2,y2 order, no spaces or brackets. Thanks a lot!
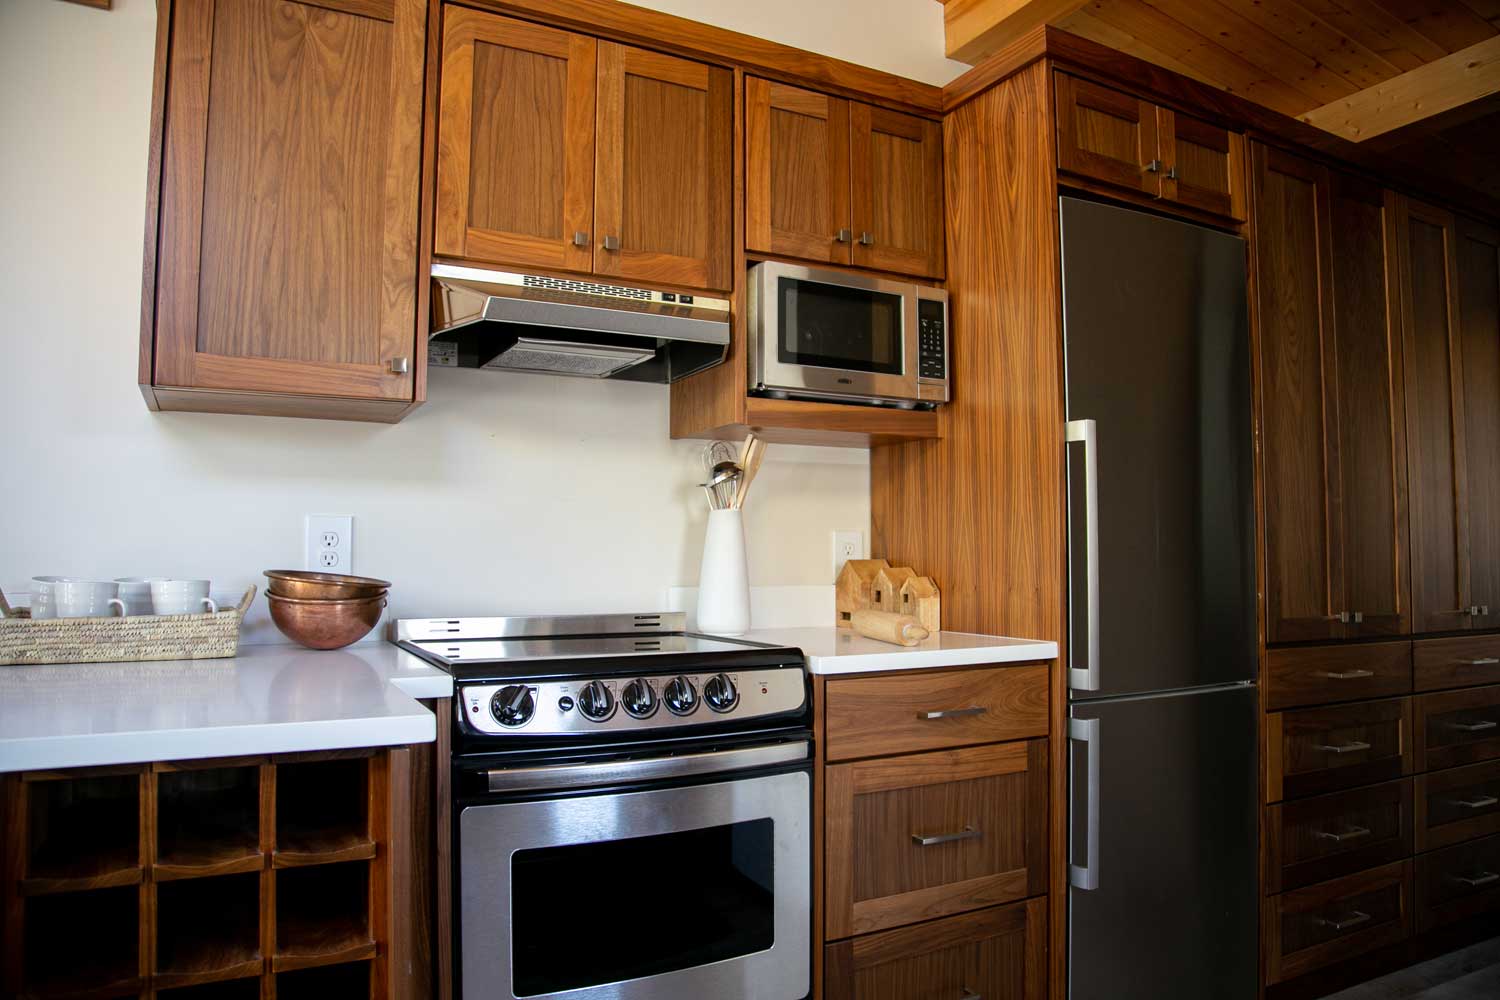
1062,197,1258,999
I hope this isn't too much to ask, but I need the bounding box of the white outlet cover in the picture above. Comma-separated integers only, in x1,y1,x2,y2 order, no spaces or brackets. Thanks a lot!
306,515,353,574
832,530,864,579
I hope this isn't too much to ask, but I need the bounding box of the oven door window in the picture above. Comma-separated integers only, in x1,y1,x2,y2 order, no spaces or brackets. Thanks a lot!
510,819,775,996
778,277,904,375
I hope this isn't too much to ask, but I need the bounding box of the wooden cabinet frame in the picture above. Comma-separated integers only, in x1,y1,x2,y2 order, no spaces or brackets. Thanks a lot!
745,78,852,266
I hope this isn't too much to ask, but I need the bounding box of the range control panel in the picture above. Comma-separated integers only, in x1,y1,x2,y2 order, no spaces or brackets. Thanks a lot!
457,665,807,737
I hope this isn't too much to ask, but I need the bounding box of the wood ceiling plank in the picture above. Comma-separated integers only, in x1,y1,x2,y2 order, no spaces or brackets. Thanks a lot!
1366,0,1497,52
1298,0,1452,67
1054,8,1211,82
1301,33,1500,138
941,0,1091,64
1456,0,1500,22
1216,0,1408,88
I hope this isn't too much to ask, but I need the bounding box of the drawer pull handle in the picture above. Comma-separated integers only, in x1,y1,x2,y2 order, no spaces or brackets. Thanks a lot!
1448,795,1500,810
1460,658,1500,666
1315,910,1371,932
912,826,982,847
1316,741,1372,755
922,706,988,721
1319,670,1374,680
1448,720,1499,733
1450,871,1500,888
1313,825,1371,844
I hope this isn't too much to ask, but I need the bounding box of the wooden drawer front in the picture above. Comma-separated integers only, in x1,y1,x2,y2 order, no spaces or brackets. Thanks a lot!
1267,698,1412,803
1266,780,1412,894
1416,832,1500,931
824,665,1048,762
1416,685,1500,771
825,741,1047,939
1264,861,1412,985
1417,760,1500,852
1266,642,1412,711
1416,635,1500,692
824,898,1046,1000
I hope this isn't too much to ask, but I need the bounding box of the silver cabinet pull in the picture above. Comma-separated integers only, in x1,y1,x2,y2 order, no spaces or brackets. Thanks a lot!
1315,911,1371,932
1460,658,1500,666
959,991,983,1000
573,231,590,247
835,228,852,243
921,706,987,721
1326,611,1364,623
602,235,621,251
1450,871,1500,888
912,826,981,847
1320,670,1374,680
1165,165,1179,180
1066,419,1100,692
1448,720,1499,733
1448,794,1499,810
1070,716,1101,891
1144,159,1162,173
388,357,410,374
1317,740,1372,754
858,231,875,246
1314,825,1371,843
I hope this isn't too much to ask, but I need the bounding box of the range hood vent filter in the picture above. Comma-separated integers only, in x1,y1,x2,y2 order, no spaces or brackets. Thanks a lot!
484,338,656,378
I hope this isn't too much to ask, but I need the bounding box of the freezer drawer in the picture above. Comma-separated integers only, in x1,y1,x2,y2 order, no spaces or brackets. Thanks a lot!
1067,684,1257,1000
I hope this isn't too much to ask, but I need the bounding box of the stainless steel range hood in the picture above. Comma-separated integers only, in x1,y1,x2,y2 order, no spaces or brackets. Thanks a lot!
428,264,731,382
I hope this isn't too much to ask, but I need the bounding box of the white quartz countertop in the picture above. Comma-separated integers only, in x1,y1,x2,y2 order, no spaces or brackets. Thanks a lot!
731,627,1058,675
0,643,453,773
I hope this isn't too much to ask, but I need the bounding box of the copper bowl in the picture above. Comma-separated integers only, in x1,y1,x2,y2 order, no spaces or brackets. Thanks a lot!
266,593,387,650
264,570,391,601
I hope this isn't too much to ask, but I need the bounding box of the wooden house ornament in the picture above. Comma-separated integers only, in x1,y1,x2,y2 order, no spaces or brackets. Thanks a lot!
835,558,887,628
872,565,915,615
898,575,941,631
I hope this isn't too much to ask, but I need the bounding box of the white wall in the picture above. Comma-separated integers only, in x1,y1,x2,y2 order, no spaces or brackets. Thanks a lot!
0,0,913,641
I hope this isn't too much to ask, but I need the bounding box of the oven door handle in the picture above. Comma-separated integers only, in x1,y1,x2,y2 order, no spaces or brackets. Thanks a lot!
484,740,810,793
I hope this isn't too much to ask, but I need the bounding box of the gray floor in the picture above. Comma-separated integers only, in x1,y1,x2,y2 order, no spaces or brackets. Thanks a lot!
1321,938,1500,999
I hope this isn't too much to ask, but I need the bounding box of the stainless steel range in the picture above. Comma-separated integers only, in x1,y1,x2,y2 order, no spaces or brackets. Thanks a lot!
396,613,811,1000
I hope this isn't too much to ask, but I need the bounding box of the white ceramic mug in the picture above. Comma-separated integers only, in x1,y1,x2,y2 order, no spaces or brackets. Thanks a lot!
115,577,168,616
54,580,127,618
28,576,68,619
150,579,217,616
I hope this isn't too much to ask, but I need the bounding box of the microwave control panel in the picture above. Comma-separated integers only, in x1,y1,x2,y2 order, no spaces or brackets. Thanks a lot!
918,298,948,382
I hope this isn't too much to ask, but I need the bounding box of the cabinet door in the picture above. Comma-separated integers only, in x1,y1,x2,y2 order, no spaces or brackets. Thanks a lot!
594,43,732,291
1400,198,1471,634
1054,72,1159,198
1458,218,1500,630
825,898,1046,1000
153,0,424,406
745,78,851,265
1263,860,1412,985
849,103,944,278
1252,146,1345,642
1265,779,1414,894
1158,108,1246,220
435,9,596,274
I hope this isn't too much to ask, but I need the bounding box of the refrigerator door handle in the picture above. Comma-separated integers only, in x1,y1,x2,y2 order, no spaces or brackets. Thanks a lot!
1070,716,1101,891
1066,418,1101,692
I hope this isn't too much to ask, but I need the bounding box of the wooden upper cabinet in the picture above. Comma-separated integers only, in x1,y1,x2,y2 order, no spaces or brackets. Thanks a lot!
148,0,426,419
1458,219,1500,631
849,104,944,278
1160,109,1245,220
594,42,733,291
1252,145,1408,643
745,78,852,266
436,9,596,274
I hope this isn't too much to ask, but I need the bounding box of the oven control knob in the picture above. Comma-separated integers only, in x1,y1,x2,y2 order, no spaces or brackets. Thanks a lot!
490,685,535,728
663,676,699,716
704,673,739,713
621,678,658,719
577,680,616,722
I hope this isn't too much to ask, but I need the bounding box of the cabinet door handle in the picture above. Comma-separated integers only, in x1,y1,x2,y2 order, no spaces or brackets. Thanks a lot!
602,235,621,251
1448,794,1499,810
1316,741,1372,754
1315,911,1371,932
1065,419,1101,692
912,826,982,847
1319,670,1374,680
1448,720,1499,733
1460,658,1500,666
1450,871,1500,888
1144,159,1162,173
388,357,410,374
1165,165,1179,180
835,228,852,243
1313,825,1371,843
573,231,590,247
921,706,987,721
959,991,983,1000
858,231,875,246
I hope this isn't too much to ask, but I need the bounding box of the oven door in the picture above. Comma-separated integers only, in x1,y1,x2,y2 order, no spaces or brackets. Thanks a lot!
748,261,919,404
458,746,811,1000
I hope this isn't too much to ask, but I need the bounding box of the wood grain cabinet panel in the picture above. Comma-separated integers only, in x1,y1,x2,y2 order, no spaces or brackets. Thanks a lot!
1416,759,1500,852
1266,780,1413,894
1266,698,1413,803
435,8,596,274
1158,108,1244,221
1458,218,1500,632
824,665,1048,762
1416,832,1500,931
825,740,1047,940
824,898,1046,1000
147,0,426,418
1416,685,1500,772
849,104,944,278
1415,635,1500,692
594,42,733,291
1264,642,1412,712
1054,72,1157,197
1264,860,1412,985
745,78,851,266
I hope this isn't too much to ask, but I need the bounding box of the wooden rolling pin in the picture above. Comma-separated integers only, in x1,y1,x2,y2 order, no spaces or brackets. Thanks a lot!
851,609,930,647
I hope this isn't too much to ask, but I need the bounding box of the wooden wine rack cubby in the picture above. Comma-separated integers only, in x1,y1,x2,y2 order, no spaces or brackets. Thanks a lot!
1,747,411,999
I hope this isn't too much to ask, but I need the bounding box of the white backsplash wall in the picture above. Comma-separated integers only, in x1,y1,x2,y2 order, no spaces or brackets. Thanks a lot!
0,0,873,639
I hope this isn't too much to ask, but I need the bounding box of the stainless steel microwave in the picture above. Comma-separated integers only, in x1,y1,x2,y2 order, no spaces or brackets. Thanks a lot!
746,261,949,409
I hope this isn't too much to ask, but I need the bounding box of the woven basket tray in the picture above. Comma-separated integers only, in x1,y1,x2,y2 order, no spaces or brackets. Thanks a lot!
0,586,256,666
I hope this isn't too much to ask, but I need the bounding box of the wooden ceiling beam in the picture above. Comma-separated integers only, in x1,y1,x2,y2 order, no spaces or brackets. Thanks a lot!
1301,34,1500,140
941,0,1090,64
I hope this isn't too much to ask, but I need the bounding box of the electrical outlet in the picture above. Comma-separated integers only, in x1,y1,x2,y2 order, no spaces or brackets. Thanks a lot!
306,515,353,574
832,530,863,579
